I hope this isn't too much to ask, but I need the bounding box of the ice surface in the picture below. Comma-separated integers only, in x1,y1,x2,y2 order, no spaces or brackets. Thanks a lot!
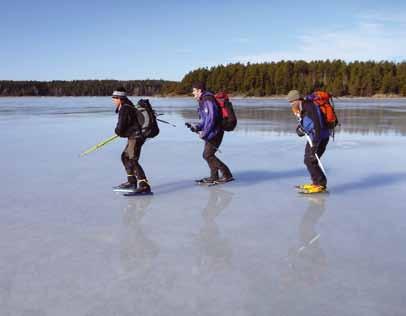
1,97,406,316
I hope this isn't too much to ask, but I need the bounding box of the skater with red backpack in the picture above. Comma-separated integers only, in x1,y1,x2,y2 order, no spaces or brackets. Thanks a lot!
287,89,338,194
186,82,236,185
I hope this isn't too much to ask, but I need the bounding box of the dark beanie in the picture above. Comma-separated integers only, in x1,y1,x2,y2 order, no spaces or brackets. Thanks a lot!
192,82,206,91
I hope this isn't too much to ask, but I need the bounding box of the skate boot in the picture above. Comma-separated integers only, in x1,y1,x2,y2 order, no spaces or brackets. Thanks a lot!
295,183,314,190
134,179,152,194
113,181,137,192
195,177,218,184
124,179,153,196
217,172,234,184
299,184,327,194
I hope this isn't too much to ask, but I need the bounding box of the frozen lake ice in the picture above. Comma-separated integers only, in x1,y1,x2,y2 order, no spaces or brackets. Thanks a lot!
1,97,406,316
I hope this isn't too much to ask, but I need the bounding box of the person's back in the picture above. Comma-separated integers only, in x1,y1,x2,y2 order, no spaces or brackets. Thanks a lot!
300,99,330,143
196,91,222,141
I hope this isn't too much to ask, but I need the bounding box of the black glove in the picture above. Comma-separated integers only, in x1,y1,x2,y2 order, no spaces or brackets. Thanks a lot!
296,124,306,137
185,122,198,133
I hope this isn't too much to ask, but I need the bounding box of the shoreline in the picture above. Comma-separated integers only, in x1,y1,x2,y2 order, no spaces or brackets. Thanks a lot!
1,95,406,99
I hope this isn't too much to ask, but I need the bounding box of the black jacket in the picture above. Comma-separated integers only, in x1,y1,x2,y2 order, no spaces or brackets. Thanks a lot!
115,103,143,138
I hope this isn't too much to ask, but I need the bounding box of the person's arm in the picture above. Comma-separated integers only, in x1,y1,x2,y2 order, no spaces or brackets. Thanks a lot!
302,102,321,142
194,108,204,131
115,105,131,137
199,99,217,140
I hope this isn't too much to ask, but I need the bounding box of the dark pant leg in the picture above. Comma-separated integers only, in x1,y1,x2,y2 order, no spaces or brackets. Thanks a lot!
121,143,135,183
122,138,146,182
304,138,329,186
316,138,329,159
128,138,146,180
202,131,232,179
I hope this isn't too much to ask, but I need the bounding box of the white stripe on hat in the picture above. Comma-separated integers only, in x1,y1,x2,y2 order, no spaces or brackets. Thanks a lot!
112,91,127,97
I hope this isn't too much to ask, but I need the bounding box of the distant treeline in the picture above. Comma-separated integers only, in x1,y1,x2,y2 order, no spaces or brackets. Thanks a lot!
2,60,406,97
170,60,406,97
0,80,177,97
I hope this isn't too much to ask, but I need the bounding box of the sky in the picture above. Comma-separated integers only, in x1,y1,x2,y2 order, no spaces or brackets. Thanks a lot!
1,0,406,81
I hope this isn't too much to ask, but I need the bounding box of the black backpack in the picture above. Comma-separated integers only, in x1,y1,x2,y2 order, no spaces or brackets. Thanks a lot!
136,99,160,138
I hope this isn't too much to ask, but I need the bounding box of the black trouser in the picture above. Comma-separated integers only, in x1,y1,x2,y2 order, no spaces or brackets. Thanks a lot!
304,138,329,186
203,131,232,179
121,138,146,184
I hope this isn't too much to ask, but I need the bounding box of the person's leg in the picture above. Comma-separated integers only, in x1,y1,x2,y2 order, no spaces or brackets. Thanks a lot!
304,140,328,187
116,141,137,189
304,142,319,185
202,131,232,181
316,138,329,158
203,138,220,181
128,138,146,181
213,131,233,180
315,138,329,187
128,138,151,193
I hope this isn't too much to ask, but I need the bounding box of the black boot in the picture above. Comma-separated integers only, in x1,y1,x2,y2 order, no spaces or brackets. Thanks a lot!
113,175,137,190
195,177,219,184
134,179,152,194
113,181,137,189
218,172,234,183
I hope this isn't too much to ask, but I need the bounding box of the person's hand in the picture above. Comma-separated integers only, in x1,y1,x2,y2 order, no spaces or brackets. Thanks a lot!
199,131,204,138
296,125,306,137
185,122,198,133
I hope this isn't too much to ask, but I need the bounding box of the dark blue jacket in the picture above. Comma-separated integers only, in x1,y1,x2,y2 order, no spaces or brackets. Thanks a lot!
196,92,221,141
300,100,330,143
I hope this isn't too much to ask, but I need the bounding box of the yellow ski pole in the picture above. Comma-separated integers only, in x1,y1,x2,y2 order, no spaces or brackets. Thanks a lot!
79,135,119,157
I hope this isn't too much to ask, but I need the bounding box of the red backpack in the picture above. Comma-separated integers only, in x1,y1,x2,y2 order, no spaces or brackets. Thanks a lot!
307,91,339,130
214,92,237,132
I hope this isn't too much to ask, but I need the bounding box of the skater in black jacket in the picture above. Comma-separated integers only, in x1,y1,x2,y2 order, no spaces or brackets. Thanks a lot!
112,88,151,195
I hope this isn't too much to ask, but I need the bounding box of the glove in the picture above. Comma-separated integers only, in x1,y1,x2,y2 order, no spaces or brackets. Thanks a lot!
296,125,306,137
185,122,198,133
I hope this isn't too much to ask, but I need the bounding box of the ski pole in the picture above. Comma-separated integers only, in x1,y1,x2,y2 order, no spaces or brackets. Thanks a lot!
297,234,320,254
157,118,176,127
79,135,119,157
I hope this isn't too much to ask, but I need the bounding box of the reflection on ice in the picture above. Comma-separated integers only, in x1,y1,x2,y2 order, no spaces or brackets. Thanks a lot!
1,96,406,315
283,195,327,287
195,188,233,273
120,195,159,275
181,106,406,136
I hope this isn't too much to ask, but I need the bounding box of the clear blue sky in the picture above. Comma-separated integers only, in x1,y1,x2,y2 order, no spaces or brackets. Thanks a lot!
2,0,405,81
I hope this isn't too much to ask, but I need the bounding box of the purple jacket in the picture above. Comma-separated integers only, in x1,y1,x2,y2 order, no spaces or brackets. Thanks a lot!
196,92,221,140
